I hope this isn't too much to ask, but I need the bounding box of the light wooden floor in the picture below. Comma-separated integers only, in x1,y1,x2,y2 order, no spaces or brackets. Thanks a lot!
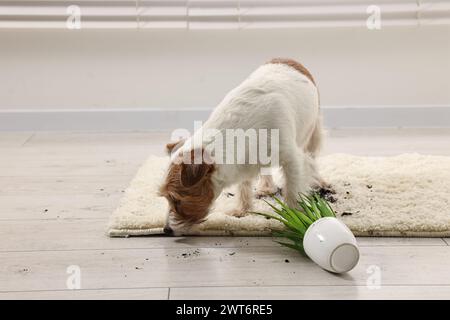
1,129,450,300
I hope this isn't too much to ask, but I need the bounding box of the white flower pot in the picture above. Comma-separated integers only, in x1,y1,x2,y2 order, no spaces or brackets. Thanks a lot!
303,217,359,273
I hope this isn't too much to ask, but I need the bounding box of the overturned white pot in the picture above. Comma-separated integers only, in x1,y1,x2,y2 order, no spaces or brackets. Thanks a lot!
303,217,359,273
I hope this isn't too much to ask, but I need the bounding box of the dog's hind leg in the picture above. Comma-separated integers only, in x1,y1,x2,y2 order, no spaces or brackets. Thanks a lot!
305,118,333,192
281,148,313,208
305,117,323,158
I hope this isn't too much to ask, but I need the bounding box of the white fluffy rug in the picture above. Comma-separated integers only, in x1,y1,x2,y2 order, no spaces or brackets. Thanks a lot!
107,154,450,237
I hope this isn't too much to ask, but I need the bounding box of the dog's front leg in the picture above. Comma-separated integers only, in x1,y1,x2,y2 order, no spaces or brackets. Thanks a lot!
226,180,253,218
255,174,279,198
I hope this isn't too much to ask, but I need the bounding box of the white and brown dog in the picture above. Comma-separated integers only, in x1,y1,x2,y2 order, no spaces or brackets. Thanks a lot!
160,58,328,236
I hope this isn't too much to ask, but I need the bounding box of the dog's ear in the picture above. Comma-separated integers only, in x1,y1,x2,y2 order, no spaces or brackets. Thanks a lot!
180,163,211,187
166,139,185,155
180,149,214,187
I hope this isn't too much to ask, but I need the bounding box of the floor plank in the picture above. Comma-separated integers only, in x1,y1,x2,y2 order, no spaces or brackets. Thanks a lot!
0,194,118,220
0,218,446,252
170,285,450,300
0,219,278,252
0,288,168,300
0,157,142,177
0,132,166,177
24,131,169,148
355,237,446,246
0,132,33,148
1,246,449,292
0,176,130,196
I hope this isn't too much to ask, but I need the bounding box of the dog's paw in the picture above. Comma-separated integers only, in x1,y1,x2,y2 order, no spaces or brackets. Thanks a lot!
226,208,248,218
255,186,281,199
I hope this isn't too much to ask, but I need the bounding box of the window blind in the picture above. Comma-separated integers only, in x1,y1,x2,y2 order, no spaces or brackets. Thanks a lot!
0,0,448,29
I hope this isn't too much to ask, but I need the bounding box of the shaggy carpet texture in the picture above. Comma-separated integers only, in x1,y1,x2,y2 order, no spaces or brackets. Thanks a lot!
107,154,450,237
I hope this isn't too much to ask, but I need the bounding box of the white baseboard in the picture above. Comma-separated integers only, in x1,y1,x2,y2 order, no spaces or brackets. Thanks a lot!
1,106,449,131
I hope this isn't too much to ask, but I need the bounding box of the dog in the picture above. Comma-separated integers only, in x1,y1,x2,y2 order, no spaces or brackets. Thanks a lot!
159,58,328,236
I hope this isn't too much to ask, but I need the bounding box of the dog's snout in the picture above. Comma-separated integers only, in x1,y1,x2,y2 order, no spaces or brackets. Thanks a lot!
163,225,173,236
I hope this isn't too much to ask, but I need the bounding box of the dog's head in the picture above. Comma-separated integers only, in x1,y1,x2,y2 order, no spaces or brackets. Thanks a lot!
159,141,216,236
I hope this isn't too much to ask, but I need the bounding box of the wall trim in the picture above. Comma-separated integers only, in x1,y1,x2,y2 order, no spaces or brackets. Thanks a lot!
1,105,449,131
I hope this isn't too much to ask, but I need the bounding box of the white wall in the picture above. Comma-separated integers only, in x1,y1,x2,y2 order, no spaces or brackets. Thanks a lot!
0,27,449,110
